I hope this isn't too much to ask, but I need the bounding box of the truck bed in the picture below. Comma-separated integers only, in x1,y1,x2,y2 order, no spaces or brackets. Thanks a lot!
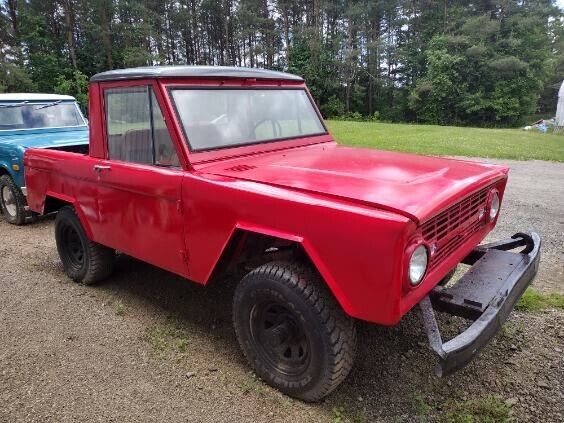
24,148,99,215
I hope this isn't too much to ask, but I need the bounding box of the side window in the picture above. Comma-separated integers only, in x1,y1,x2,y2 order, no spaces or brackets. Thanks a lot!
105,86,179,166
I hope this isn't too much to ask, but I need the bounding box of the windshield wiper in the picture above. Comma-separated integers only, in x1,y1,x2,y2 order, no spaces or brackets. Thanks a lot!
34,100,62,110
0,101,29,109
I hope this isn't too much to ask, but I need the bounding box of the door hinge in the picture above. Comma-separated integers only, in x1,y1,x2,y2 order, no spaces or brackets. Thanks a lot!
177,200,183,214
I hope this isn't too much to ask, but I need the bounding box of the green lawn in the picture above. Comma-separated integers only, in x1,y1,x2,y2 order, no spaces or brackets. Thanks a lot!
327,120,564,162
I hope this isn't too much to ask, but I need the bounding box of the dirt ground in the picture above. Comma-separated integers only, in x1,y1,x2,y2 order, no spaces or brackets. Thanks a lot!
0,158,562,422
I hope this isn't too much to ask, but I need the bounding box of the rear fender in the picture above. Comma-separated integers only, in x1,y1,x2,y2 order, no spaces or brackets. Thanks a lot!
44,192,94,239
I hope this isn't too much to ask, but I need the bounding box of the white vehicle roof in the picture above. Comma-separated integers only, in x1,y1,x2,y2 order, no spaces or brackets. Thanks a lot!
0,93,77,102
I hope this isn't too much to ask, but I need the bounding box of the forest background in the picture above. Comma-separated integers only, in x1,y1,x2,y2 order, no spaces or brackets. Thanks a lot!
1,0,563,127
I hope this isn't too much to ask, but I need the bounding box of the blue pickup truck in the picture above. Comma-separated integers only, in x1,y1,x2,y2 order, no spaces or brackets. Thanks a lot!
0,93,89,225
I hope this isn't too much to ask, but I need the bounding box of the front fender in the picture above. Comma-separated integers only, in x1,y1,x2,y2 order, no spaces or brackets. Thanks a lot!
0,145,25,187
234,223,356,317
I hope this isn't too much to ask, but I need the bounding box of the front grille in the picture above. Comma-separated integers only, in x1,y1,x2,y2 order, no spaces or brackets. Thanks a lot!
422,186,491,270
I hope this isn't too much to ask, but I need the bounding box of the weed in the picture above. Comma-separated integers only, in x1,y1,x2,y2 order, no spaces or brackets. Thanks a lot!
500,321,524,339
332,406,345,423
330,404,367,423
146,321,188,353
112,300,125,316
239,372,265,395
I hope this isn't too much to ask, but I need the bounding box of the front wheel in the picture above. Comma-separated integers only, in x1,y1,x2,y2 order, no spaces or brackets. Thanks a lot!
233,261,356,402
0,175,27,225
55,206,116,284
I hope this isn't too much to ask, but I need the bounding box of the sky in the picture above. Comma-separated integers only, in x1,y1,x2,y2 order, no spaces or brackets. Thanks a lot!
558,0,564,9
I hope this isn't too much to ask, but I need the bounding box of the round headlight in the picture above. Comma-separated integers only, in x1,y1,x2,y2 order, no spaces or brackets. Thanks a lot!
409,245,428,286
489,191,500,221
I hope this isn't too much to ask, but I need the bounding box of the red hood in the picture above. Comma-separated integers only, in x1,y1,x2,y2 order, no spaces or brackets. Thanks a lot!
198,143,508,223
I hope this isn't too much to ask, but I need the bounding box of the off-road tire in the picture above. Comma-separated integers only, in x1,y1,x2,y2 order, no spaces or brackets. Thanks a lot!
0,175,27,225
233,261,356,402
55,205,115,284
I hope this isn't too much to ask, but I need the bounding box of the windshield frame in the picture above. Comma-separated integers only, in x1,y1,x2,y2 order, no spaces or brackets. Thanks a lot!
0,100,88,131
167,86,329,153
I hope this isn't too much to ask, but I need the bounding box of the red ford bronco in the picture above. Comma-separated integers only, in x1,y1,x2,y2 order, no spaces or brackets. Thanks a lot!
24,66,540,401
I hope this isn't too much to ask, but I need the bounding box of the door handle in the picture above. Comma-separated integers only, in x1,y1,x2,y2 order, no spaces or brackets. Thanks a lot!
93,165,111,173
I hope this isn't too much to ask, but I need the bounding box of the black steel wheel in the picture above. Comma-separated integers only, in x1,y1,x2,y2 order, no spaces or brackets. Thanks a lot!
233,261,356,402
251,301,311,377
60,222,85,268
55,205,116,284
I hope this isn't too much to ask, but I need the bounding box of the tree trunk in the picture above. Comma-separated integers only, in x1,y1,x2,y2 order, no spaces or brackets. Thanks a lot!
62,0,78,69
6,0,21,63
98,0,113,69
6,0,18,36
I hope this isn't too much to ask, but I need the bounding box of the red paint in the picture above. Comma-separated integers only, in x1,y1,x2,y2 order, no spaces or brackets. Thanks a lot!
24,74,508,325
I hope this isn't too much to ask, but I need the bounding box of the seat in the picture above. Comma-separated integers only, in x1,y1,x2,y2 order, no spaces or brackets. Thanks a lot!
122,129,153,164
154,128,180,166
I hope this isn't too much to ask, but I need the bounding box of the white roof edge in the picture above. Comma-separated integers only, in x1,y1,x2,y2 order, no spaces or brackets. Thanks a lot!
0,93,77,101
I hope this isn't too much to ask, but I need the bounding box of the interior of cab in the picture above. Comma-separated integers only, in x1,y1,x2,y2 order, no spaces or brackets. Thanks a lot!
107,128,180,167
170,88,326,151
105,86,180,167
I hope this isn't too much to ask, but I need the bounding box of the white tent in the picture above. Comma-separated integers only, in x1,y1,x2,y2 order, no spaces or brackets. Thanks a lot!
556,80,564,133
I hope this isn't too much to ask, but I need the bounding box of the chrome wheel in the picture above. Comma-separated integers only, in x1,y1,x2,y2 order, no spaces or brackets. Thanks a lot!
1,185,17,217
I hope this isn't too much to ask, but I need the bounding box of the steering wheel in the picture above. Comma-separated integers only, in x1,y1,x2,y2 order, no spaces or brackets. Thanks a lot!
253,119,283,139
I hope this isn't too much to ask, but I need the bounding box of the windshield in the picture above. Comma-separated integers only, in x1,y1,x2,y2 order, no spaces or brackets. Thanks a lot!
0,102,86,130
170,88,326,151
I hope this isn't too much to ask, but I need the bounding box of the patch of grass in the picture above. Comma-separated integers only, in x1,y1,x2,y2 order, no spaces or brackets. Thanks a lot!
238,372,266,395
500,321,525,339
112,300,125,316
414,393,434,422
331,405,367,423
327,120,564,162
442,396,513,423
332,406,345,423
146,320,189,353
516,288,564,312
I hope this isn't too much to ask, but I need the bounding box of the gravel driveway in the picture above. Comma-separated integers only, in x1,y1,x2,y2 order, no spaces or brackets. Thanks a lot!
0,158,562,422
474,158,564,294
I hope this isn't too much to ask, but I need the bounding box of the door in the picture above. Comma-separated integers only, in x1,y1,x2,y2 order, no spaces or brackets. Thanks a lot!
89,84,187,277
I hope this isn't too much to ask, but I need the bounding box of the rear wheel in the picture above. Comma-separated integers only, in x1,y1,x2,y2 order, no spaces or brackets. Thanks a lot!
233,261,356,402
55,206,115,284
0,175,26,225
